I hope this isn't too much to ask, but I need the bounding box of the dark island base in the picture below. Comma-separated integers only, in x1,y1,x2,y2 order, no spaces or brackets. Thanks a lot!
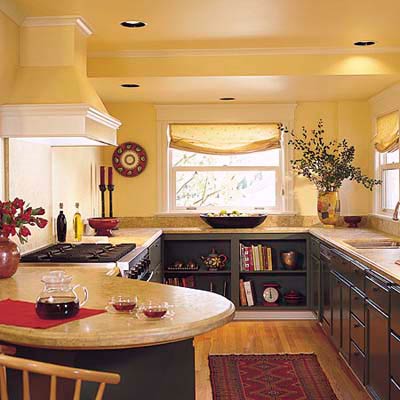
7,339,195,400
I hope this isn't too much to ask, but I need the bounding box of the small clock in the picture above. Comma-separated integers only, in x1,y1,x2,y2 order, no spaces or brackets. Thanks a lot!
263,283,281,307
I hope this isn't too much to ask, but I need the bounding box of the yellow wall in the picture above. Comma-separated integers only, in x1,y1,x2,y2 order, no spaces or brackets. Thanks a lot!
0,10,18,104
104,101,373,217
102,103,158,217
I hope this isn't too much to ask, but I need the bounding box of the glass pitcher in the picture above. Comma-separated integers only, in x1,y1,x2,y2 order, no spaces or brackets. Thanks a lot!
35,270,89,320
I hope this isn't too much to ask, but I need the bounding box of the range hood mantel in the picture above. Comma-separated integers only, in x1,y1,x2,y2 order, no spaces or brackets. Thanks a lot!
0,104,120,146
0,16,121,146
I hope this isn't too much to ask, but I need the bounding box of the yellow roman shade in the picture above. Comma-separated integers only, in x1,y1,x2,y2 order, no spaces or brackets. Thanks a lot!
169,123,281,155
374,111,399,153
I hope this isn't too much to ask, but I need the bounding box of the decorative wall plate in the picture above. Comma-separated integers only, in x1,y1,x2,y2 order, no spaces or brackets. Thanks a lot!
112,142,147,177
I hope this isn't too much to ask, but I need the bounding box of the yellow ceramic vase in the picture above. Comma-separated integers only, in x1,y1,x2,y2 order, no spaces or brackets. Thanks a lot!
317,191,340,226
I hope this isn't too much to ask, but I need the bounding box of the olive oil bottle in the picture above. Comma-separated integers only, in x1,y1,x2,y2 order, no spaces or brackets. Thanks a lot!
73,202,83,241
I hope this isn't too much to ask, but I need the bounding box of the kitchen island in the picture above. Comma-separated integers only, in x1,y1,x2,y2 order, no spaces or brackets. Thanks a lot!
0,266,235,399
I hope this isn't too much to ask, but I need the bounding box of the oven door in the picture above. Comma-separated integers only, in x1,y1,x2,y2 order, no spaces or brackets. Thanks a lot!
141,265,162,283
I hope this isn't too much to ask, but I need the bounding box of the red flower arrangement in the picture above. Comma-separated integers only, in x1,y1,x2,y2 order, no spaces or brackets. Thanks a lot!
0,198,48,244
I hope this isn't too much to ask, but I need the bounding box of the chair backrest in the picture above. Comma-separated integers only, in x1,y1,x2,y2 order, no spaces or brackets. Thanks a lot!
0,353,120,400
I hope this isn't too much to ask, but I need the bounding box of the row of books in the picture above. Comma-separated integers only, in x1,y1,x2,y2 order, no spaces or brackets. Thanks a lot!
164,276,195,288
164,277,229,298
240,244,273,271
239,279,256,306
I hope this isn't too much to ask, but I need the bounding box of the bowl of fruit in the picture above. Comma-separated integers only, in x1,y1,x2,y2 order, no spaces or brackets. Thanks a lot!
200,210,267,229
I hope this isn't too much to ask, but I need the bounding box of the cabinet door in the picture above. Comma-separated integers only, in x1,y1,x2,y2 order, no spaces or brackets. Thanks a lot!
366,300,390,400
311,255,321,320
321,258,332,334
341,278,351,361
331,272,341,350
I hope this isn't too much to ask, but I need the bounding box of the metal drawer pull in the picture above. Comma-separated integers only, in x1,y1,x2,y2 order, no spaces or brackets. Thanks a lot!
353,323,360,328
372,287,380,292
354,296,359,301
146,271,154,282
353,352,359,357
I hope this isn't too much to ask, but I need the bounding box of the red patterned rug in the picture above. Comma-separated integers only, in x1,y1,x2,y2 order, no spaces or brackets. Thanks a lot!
209,354,338,400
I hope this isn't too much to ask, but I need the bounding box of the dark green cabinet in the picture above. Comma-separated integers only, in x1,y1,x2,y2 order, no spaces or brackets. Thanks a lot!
311,255,320,319
320,245,332,335
330,271,351,360
366,300,390,400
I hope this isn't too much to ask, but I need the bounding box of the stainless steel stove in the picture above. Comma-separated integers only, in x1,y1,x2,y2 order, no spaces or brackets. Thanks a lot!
21,243,155,281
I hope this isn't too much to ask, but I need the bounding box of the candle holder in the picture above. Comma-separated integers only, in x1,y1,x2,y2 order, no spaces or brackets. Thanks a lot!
99,184,107,218
107,184,115,218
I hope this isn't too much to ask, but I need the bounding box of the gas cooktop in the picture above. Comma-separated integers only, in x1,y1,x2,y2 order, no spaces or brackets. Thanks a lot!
21,243,136,263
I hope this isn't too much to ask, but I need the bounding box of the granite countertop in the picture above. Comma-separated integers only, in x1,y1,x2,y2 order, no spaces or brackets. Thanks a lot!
0,266,235,350
109,227,400,284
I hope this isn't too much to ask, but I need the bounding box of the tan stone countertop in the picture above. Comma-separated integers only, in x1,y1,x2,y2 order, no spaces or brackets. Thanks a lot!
0,267,235,350
161,225,400,285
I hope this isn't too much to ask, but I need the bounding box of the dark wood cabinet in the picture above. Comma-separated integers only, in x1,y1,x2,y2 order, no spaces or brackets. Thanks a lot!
311,255,321,320
320,245,332,335
366,300,390,400
330,271,351,360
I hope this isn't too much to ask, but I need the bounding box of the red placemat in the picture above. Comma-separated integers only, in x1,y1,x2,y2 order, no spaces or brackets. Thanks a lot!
0,299,105,329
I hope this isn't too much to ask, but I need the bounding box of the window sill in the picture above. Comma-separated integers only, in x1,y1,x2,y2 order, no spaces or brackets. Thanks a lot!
369,212,397,222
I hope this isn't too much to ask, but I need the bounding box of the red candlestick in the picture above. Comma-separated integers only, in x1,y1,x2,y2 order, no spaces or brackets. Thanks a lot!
108,166,113,186
100,166,105,185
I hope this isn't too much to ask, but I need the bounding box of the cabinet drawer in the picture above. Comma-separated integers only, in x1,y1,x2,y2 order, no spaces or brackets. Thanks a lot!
331,250,351,280
350,341,365,384
391,286,400,334
391,378,400,400
366,274,390,314
351,287,365,323
350,262,366,292
311,238,320,257
351,313,365,351
391,333,400,384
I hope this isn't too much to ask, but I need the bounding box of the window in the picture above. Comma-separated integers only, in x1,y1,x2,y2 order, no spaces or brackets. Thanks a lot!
165,123,289,213
376,149,400,212
170,148,282,211
374,110,400,214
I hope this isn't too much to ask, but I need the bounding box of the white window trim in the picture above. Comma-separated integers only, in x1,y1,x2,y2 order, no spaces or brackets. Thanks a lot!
369,83,400,218
156,104,297,215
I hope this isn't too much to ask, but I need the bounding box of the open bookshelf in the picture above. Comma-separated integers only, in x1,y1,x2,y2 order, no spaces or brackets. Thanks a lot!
162,233,310,311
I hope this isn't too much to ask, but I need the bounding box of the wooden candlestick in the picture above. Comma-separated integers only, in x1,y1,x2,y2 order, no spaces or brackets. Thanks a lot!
99,184,106,218
107,184,115,218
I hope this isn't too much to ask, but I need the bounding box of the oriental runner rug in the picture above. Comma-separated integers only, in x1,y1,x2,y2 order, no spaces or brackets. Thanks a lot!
209,354,338,400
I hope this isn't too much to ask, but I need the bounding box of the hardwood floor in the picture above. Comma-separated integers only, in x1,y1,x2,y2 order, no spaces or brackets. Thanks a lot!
194,320,370,400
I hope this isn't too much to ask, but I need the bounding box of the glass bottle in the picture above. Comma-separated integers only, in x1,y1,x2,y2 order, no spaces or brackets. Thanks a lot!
73,202,83,241
56,202,67,243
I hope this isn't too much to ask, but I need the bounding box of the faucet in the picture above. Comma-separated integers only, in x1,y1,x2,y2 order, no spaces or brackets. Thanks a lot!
393,201,400,221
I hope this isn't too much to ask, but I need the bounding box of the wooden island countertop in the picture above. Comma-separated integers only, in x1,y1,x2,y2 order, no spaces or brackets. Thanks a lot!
0,266,235,350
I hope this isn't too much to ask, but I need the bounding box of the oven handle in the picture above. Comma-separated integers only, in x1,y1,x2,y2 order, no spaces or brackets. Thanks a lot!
145,271,154,282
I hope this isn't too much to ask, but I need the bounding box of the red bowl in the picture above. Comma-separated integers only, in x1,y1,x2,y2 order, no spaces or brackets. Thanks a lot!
88,218,119,236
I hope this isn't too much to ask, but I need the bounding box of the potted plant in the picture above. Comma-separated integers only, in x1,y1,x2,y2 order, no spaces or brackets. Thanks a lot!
0,198,48,278
279,120,381,225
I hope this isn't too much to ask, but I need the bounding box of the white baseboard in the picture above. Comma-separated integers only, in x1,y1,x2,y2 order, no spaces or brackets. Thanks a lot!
234,311,316,320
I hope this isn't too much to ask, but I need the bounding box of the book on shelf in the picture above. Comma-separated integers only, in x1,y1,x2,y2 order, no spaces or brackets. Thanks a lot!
243,280,255,306
240,244,273,271
164,276,195,288
239,279,247,306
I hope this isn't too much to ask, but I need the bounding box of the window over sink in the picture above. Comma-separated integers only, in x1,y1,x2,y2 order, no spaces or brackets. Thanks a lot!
156,104,296,215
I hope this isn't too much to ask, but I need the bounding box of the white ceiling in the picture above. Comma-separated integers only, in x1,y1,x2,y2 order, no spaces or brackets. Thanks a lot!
14,0,400,51
91,75,400,104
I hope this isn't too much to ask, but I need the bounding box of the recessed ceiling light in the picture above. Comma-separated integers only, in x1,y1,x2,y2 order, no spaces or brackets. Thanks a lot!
121,84,140,88
120,21,147,28
353,40,376,47
219,97,236,101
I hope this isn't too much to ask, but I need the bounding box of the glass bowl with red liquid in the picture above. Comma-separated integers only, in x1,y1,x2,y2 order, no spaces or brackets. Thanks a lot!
138,301,173,320
108,295,138,313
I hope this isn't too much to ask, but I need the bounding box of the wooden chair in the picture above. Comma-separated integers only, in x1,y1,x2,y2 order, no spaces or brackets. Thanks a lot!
0,345,120,400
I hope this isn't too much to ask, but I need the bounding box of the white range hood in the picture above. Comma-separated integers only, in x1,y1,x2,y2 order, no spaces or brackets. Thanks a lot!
0,16,121,146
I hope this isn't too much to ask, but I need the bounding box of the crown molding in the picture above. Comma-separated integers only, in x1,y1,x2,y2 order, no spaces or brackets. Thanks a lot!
0,0,24,25
22,16,93,36
89,46,400,59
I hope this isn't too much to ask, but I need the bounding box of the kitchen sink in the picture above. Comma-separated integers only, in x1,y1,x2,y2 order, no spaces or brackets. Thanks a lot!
344,239,400,249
